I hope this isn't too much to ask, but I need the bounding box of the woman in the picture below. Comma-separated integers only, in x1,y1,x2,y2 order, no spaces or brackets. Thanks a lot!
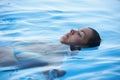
0,27,101,79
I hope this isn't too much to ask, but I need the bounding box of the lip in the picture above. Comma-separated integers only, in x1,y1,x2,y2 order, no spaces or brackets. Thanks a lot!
64,33,69,38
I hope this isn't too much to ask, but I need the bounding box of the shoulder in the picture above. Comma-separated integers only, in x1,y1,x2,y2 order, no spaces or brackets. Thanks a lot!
0,46,18,67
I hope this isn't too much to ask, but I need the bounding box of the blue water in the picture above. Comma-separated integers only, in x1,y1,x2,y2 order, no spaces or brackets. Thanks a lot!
0,0,120,80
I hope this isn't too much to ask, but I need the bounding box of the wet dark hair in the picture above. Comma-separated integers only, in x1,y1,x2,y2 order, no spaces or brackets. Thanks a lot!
87,28,101,47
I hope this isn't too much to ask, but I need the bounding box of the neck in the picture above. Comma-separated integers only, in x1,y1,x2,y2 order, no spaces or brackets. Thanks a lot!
70,45,81,51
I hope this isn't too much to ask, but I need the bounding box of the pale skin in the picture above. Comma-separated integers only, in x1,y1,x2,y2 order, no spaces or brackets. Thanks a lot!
60,28,93,47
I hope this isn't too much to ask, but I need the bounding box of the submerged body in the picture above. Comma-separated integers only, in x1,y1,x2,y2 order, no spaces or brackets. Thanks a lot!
0,41,78,70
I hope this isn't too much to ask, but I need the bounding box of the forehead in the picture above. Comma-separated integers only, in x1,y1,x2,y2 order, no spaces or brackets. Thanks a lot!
78,28,93,40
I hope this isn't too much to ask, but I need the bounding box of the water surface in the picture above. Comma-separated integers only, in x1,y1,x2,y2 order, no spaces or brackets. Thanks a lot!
0,0,120,80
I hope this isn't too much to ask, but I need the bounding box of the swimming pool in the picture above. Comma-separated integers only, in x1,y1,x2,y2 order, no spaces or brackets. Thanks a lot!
0,0,120,80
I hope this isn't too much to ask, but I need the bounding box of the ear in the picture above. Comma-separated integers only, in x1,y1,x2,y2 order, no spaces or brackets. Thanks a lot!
70,45,81,51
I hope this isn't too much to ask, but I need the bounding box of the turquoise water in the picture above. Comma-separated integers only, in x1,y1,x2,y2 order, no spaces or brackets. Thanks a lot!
0,0,120,80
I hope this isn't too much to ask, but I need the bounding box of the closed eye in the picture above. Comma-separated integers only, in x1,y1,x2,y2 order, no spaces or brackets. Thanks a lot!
78,31,86,39
78,32,81,37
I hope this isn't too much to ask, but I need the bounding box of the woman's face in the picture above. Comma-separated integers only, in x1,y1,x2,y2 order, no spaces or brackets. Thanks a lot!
60,28,93,46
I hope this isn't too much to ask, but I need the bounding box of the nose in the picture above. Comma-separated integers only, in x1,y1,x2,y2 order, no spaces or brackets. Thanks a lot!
70,29,76,35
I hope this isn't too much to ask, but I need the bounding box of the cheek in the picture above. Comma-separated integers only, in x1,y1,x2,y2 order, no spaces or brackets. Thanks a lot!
69,36,81,43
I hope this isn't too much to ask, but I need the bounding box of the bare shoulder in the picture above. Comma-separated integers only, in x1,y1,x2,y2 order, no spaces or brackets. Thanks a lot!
0,46,18,67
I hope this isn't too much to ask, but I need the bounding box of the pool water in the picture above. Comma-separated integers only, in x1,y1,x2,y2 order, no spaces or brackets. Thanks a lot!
0,0,120,80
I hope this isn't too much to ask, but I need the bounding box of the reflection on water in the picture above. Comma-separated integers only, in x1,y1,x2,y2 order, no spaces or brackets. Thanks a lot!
0,0,120,80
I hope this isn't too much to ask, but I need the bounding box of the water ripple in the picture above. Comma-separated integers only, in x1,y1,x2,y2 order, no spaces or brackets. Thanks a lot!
0,0,120,80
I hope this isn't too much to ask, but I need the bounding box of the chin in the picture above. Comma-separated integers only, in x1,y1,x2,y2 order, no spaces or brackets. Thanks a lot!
60,37,66,44
60,37,64,43
60,36,70,44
